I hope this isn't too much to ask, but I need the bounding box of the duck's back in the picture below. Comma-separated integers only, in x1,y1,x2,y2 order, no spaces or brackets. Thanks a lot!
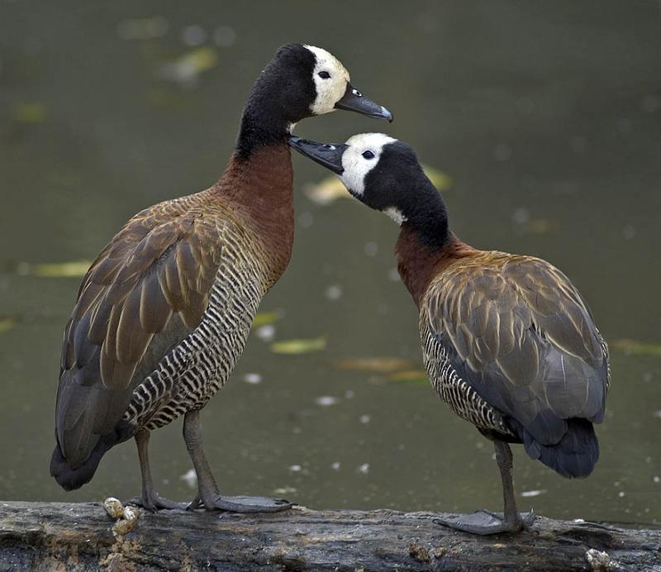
419,251,609,477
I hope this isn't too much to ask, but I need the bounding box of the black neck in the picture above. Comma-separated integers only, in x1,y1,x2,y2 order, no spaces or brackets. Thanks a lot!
236,92,291,158
401,179,450,251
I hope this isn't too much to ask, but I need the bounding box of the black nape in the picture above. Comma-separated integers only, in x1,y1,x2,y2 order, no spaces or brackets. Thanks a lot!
365,142,451,250
236,44,316,158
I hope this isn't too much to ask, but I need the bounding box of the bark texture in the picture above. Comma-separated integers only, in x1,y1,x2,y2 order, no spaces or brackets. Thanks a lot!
0,501,659,571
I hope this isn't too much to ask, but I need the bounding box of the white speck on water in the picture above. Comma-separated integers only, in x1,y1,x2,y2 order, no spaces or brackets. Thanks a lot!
654,476,660,483
493,143,512,161
512,207,530,226
182,25,207,46
618,491,625,498
622,224,636,240
180,469,197,488
315,396,340,407
243,373,262,384
325,285,343,300
298,211,314,228
357,463,370,475
364,242,379,257
331,462,341,471
256,324,276,342
274,486,297,495
213,25,237,47
289,464,302,472
521,489,547,498
645,456,652,463
360,415,371,424
388,268,400,282
653,410,661,418
345,390,355,399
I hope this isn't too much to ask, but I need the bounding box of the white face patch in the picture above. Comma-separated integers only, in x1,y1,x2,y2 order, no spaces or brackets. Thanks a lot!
340,133,397,196
304,45,350,115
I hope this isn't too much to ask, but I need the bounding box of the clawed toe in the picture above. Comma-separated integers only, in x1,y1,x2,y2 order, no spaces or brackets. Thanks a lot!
434,509,535,536
197,495,293,513
127,493,188,512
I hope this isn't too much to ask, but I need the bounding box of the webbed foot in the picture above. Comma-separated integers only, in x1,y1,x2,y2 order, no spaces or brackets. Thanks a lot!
434,508,535,535
196,495,293,513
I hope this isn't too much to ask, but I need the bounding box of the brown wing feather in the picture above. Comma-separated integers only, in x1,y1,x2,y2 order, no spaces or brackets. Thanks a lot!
424,253,609,446
56,195,225,468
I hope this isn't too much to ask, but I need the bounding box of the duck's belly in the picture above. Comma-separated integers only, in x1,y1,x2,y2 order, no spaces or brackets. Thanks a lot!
125,259,265,431
420,322,512,437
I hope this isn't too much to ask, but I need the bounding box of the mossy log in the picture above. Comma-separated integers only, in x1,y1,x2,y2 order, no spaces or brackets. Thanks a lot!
0,501,659,571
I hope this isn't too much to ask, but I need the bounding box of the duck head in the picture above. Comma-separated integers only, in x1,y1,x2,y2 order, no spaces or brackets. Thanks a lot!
238,45,393,156
289,133,449,248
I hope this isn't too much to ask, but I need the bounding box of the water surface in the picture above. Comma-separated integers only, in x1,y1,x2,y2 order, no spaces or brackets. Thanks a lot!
1,0,660,526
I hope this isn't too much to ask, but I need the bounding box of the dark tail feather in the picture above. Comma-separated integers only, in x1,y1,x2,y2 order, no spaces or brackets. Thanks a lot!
50,439,112,491
521,418,600,478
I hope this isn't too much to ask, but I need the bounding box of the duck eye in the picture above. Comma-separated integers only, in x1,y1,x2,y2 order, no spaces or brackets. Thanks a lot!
318,71,331,79
352,88,362,97
362,150,375,160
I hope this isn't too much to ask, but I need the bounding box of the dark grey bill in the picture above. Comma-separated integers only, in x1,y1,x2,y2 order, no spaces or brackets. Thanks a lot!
335,84,394,122
289,136,347,174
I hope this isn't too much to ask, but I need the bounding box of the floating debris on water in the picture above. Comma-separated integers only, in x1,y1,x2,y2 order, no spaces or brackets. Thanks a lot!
157,47,218,87
360,415,371,424
331,462,341,471
253,311,280,327
520,489,547,498
357,463,370,475
243,373,262,385
16,260,91,278
612,339,661,357
0,318,16,335
387,369,428,383
181,25,207,46
255,324,276,342
332,357,413,373
289,464,302,472
13,103,47,124
274,486,297,495
315,396,340,407
271,336,326,355
179,468,197,488
117,16,169,40
325,284,343,301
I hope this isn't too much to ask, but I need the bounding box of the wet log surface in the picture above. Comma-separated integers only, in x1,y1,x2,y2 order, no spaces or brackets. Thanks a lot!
0,501,659,571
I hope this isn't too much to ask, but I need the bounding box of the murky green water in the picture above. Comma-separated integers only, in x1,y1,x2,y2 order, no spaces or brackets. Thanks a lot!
1,1,660,526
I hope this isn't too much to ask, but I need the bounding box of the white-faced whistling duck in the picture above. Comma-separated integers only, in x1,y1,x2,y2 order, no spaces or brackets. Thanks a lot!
50,45,393,513
289,133,609,534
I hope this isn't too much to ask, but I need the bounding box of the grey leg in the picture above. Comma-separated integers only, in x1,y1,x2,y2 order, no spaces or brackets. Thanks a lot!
129,429,188,511
435,440,535,535
183,409,293,513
